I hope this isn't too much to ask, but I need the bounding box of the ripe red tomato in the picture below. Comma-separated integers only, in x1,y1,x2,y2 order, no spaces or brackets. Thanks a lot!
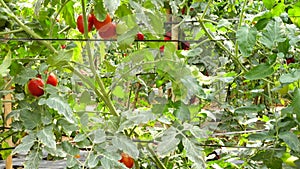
46,73,58,86
61,44,66,49
286,57,295,65
164,32,171,40
93,13,111,30
76,14,94,34
28,78,44,97
119,152,134,168
136,32,144,40
98,22,116,39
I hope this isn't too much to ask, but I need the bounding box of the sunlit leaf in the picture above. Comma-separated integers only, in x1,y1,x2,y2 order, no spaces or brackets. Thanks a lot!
156,126,180,156
0,50,11,76
37,125,56,149
245,63,274,80
13,133,36,154
236,25,257,57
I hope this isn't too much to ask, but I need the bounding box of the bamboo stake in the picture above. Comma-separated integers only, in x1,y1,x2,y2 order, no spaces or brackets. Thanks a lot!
4,93,13,169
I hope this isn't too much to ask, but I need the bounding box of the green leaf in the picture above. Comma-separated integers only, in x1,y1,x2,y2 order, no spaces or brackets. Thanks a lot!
235,105,265,114
271,3,285,17
89,129,106,144
37,125,56,149
0,142,12,159
23,148,43,169
156,126,180,157
47,49,73,67
117,26,138,49
183,138,205,168
119,109,156,131
262,0,276,10
279,70,300,84
79,90,91,104
87,152,99,168
291,89,300,121
94,0,108,21
62,141,80,156
0,50,11,76
61,1,76,28
73,133,87,143
288,3,300,28
34,0,44,16
260,17,286,49
245,63,274,80
279,131,300,152
112,135,139,158
14,68,37,85
104,0,120,14
115,4,133,17
38,97,75,123
20,109,42,130
236,25,257,57
174,104,190,122
112,85,125,98
13,133,36,154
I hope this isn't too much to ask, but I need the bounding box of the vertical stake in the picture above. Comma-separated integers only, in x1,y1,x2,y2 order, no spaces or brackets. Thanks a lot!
4,93,13,169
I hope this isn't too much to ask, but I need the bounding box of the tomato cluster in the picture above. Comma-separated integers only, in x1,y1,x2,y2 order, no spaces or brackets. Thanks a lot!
76,13,145,41
119,152,134,168
27,72,58,97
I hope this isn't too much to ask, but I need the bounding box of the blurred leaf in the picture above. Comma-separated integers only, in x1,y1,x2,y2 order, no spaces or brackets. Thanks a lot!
279,131,300,152
79,90,91,104
262,0,276,10
115,4,133,17
13,133,36,154
271,3,285,17
39,96,75,123
174,104,190,122
47,50,73,68
34,0,44,16
236,25,257,57
104,0,120,14
0,142,12,159
190,126,208,139
0,50,11,76
156,126,180,157
119,109,156,131
37,125,56,149
87,152,99,168
279,70,300,84
61,1,76,28
62,141,80,156
260,17,286,49
288,3,300,28
14,68,37,86
291,89,300,121
94,0,108,21
235,104,265,114
112,135,139,158
89,129,106,144
20,108,42,130
245,63,274,80
73,133,86,143
183,137,205,168
117,26,138,49
24,148,43,169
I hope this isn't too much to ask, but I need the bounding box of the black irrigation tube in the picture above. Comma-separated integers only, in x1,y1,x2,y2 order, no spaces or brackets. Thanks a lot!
0,38,234,42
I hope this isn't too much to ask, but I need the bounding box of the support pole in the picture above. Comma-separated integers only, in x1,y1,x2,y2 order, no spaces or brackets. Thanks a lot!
4,93,13,169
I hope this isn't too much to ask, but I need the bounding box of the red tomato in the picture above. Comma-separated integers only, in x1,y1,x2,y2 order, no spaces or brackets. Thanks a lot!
93,13,112,30
28,78,44,97
98,22,117,39
76,14,94,34
136,32,144,40
46,73,58,86
119,152,134,168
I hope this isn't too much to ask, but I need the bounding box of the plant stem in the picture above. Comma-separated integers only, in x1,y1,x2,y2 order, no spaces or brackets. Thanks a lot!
80,0,119,117
0,28,23,35
146,145,167,169
0,0,57,54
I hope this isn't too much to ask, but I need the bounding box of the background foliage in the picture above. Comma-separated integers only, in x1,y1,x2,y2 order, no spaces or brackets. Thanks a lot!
1,0,300,168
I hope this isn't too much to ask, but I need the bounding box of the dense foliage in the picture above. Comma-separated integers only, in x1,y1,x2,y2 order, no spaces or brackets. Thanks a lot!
1,0,300,168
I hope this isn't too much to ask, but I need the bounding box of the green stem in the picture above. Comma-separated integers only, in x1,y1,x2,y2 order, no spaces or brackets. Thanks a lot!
235,0,248,62
0,0,57,54
80,0,119,117
0,28,23,35
146,145,167,169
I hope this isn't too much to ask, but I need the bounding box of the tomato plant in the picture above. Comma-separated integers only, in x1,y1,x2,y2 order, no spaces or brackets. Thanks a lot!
1,0,300,169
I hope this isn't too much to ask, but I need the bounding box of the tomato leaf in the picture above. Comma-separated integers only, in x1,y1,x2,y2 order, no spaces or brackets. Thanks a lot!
38,96,76,123
279,131,300,152
291,89,300,121
112,135,139,158
89,129,106,144
236,25,257,57
279,70,300,84
104,0,120,14
61,141,80,156
245,63,274,80
87,152,99,168
260,17,286,49
156,126,180,157
0,50,11,76
61,1,76,28
262,0,276,10
183,137,206,168
37,125,56,149
23,148,43,169
13,133,36,154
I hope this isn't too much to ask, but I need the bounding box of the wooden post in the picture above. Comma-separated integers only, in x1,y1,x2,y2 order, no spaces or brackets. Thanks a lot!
4,93,13,169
